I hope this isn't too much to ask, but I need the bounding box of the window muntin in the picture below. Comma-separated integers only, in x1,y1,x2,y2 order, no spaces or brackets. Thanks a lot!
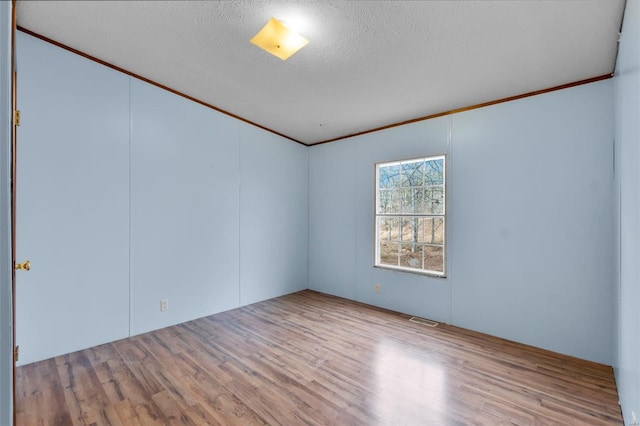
375,156,445,275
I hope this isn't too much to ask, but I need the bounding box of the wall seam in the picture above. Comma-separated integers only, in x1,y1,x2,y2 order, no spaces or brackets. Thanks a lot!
307,147,310,291
237,123,242,307
128,77,133,337
448,114,453,325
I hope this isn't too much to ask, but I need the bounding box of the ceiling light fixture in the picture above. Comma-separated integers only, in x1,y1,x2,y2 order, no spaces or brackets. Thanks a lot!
250,17,309,61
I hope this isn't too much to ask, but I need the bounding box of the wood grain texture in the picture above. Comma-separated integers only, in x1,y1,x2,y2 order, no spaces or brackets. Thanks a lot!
16,290,623,425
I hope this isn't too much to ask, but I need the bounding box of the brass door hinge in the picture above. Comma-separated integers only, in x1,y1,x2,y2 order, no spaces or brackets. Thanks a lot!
13,110,20,126
14,345,19,362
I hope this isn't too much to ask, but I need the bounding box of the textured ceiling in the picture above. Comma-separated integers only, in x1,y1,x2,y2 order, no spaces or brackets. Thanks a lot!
16,0,625,145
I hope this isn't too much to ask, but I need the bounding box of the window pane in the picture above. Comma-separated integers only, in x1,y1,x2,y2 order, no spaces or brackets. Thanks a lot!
379,241,399,266
400,187,422,214
424,245,444,273
400,217,421,243
400,243,423,269
378,217,389,241
422,186,444,214
379,189,400,214
401,160,425,187
379,164,401,189
425,158,444,185
418,217,444,244
378,217,400,242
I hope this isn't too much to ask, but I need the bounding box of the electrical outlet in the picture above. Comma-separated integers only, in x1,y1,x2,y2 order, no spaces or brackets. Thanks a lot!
375,284,380,294
160,299,169,312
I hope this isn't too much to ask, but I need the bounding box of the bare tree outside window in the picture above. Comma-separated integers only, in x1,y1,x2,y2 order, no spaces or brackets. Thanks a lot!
375,156,445,275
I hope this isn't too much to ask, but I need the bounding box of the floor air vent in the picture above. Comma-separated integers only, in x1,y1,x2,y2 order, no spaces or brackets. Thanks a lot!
409,317,439,327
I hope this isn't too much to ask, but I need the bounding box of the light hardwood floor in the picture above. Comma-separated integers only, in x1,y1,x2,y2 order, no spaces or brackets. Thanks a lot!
16,290,623,425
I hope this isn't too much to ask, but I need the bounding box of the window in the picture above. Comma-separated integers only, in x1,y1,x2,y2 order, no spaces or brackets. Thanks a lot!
375,155,445,275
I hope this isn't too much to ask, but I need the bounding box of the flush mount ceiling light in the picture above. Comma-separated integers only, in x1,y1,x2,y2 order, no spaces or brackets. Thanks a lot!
250,17,309,61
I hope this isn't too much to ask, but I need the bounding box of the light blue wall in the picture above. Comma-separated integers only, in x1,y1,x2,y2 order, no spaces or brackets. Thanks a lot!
16,32,131,365
615,0,640,423
130,79,242,336
309,140,358,301
310,118,453,323
15,31,308,364
451,83,614,364
239,123,308,305
0,1,13,424
309,81,615,364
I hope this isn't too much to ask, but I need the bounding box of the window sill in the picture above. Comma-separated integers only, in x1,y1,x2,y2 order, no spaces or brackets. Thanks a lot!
373,264,447,279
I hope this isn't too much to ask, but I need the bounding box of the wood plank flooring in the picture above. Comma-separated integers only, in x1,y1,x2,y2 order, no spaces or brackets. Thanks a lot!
16,290,623,425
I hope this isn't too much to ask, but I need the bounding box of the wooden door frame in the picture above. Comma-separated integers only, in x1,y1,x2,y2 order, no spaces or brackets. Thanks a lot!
0,0,15,425
11,0,17,421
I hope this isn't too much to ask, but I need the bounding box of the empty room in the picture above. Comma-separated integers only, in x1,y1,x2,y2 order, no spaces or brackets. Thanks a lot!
1,0,639,425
